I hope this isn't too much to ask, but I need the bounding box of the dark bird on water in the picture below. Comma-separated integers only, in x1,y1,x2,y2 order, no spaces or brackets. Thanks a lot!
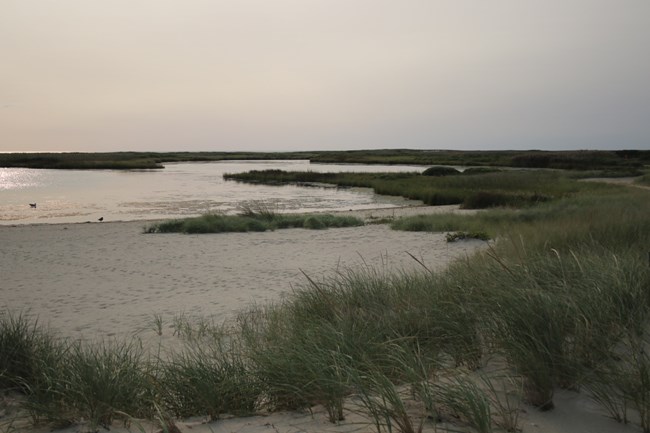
29,203,37,208
98,217,104,222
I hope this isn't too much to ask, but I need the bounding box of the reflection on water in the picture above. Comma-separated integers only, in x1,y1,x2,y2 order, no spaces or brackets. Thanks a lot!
0,160,424,224
0,168,44,190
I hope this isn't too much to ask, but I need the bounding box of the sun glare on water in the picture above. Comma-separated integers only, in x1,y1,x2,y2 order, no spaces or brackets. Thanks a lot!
0,168,44,191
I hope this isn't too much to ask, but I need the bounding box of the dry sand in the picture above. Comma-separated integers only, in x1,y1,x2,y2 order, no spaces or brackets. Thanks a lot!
1,205,481,340
0,205,642,433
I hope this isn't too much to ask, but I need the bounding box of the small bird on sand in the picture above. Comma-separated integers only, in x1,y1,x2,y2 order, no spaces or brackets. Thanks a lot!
29,203,37,208
98,217,104,222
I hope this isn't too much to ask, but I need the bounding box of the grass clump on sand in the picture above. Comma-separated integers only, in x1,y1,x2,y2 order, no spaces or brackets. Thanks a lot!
144,203,363,234
159,338,261,421
52,341,153,429
0,312,52,393
0,328,156,431
145,214,268,234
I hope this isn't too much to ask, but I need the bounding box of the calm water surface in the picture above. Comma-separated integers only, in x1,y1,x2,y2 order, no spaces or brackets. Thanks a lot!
0,160,424,224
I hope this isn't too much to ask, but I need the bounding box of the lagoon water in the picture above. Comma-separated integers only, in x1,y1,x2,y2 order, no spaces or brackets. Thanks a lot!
0,160,424,225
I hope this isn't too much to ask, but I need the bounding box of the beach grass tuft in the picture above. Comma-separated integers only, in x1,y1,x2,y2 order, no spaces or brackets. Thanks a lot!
0,312,49,393
350,364,423,433
434,373,493,433
159,338,260,420
18,339,154,431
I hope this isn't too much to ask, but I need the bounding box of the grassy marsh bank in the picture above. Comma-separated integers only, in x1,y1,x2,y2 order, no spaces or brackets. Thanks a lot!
308,149,650,172
2,149,648,171
2,179,650,433
225,168,613,208
0,151,314,170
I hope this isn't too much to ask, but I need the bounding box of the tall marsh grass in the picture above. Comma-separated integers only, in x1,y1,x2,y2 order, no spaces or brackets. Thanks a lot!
225,168,611,208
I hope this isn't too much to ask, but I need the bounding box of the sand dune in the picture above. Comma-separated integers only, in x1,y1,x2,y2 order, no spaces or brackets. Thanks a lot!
0,205,640,433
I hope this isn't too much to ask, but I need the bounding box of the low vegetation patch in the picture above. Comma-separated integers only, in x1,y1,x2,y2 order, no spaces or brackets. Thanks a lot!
144,206,363,234
445,231,490,242
421,166,461,176
637,172,650,186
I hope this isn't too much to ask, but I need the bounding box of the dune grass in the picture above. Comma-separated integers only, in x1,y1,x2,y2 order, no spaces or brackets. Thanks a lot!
390,187,650,411
2,181,649,432
10,337,155,430
227,185,650,429
159,338,260,421
0,312,48,392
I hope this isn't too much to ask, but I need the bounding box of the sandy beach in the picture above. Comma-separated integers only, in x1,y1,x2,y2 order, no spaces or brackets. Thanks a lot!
1,205,481,341
0,205,642,433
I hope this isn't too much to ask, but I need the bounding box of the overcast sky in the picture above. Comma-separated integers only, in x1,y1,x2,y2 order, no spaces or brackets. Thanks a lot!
1,1,649,152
